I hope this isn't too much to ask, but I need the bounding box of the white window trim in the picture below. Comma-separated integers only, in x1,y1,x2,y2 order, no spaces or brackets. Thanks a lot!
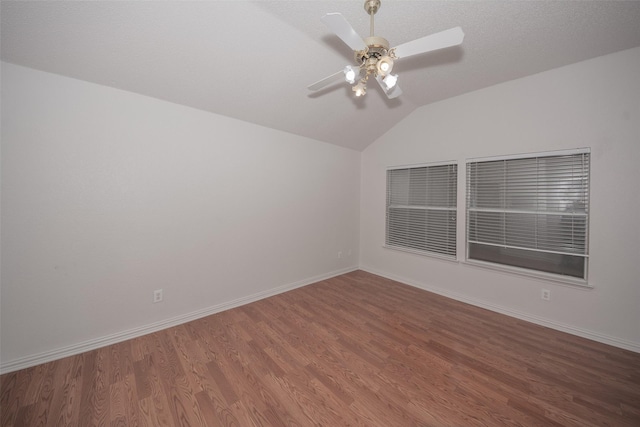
464,148,591,288
385,160,459,261
383,243,461,263
388,160,459,171
463,258,592,288
465,147,590,164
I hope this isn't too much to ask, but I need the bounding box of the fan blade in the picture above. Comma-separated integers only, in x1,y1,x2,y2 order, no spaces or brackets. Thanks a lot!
308,69,346,91
393,27,464,59
321,13,366,52
375,75,403,99
309,66,362,91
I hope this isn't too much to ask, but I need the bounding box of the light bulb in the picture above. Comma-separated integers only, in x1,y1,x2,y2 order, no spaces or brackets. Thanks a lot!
376,56,394,76
343,66,357,84
382,74,398,89
353,81,367,97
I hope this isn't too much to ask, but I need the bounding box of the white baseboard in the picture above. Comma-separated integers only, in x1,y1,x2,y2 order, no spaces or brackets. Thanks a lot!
0,266,358,374
360,265,640,354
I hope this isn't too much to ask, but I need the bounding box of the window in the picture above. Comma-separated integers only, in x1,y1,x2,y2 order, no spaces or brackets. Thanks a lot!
386,163,458,258
466,149,590,281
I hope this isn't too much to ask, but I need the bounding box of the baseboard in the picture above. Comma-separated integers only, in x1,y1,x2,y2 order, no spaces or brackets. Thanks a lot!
0,266,358,374
359,265,640,354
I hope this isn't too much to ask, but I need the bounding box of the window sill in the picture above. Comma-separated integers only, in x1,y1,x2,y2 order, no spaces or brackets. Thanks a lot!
383,245,459,264
463,259,593,289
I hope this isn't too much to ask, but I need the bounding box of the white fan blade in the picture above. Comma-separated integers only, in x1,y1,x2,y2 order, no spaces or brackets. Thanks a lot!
375,75,403,99
393,27,464,59
308,70,346,91
321,13,366,52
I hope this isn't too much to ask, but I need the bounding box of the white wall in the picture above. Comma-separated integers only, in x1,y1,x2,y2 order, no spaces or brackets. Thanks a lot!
360,47,640,351
1,62,360,371
2,47,638,373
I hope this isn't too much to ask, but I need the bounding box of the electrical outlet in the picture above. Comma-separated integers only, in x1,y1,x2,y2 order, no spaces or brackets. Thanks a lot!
541,289,551,301
337,251,343,259
153,289,163,303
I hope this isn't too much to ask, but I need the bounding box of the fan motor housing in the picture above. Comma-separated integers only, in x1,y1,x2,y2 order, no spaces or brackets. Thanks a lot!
356,36,390,65
364,36,389,50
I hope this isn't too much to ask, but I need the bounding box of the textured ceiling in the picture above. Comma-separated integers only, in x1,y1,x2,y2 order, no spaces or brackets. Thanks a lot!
3,1,640,151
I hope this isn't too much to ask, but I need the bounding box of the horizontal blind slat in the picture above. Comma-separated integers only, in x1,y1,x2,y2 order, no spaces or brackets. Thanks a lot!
387,163,457,258
467,152,589,278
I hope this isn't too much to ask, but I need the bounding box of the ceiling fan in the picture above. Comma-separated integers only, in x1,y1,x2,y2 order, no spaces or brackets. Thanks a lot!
308,0,464,99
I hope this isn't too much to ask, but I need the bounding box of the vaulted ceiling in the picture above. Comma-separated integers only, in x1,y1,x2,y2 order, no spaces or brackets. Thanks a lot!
3,1,640,151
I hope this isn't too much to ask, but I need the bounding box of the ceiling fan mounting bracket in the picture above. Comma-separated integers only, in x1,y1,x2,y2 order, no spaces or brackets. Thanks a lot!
364,0,381,16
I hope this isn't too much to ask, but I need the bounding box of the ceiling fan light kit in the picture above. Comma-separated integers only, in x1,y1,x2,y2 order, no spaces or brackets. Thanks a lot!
381,73,398,89
308,0,465,100
376,55,394,76
343,65,358,84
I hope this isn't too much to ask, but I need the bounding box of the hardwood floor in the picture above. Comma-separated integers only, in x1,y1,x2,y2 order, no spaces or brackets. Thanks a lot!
2,270,639,426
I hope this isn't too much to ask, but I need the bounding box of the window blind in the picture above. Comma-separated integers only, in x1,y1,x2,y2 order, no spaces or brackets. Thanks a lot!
466,150,590,279
386,163,457,257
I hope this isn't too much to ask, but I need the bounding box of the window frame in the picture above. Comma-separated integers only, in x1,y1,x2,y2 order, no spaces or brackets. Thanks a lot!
464,148,591,286
385,161,458,261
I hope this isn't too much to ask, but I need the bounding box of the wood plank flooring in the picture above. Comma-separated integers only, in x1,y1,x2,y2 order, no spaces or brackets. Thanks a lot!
2,270,639,426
